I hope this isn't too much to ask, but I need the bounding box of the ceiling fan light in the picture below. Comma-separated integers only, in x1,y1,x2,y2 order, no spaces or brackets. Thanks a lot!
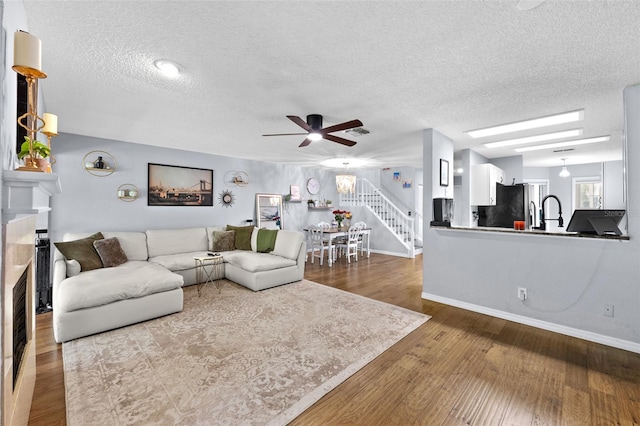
308,132,322,141
153,59,181,78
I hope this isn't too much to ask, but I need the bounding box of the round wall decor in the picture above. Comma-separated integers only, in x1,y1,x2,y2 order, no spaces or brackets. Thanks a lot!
306,177,320,195
219,190,235,208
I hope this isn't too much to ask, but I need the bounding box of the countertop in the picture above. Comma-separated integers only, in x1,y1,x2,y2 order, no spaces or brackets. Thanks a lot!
430,225,630,241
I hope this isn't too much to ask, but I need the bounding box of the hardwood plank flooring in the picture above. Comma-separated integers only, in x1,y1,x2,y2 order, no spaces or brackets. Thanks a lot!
29,253,640,425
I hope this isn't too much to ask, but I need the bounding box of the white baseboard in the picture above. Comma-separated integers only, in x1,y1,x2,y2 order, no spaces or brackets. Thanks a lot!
369,249,412,258
422,292,640,354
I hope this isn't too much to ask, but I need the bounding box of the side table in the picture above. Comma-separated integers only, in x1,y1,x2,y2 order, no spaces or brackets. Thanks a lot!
194,255,224,296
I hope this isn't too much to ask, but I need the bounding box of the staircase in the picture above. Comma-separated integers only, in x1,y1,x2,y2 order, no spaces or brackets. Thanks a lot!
339,178,421,258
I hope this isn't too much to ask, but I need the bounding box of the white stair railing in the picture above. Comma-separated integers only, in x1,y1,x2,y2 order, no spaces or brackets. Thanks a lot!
340,178,415,257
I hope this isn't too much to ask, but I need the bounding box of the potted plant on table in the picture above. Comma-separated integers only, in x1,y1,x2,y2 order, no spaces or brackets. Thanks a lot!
17,136,51,172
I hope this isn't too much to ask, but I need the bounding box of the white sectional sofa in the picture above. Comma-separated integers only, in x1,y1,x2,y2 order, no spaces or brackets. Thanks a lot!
53,227,306,343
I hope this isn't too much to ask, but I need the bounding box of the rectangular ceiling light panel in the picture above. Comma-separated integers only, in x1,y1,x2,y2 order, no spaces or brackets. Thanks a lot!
514,136,610,152
484,129,583,149
466,109,584,139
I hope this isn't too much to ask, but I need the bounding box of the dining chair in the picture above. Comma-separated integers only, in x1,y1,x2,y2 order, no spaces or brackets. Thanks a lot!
336,225,361,264
307,224,334,266
353,221,367,256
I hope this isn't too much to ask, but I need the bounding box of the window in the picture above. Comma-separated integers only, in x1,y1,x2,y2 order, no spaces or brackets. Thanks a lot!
573,177,602,210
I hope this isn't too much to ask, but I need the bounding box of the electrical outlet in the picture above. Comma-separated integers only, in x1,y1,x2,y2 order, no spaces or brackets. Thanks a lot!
603,304,614,317
517,287,527,301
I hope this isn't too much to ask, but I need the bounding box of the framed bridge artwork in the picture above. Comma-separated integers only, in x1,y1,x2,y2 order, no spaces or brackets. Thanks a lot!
148,163,214,206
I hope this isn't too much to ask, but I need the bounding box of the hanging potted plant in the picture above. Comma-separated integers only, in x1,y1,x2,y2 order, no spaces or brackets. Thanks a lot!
17,136,51,172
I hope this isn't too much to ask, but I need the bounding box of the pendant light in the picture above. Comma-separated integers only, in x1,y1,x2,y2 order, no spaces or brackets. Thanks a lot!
336,162,356,194
559,158,570,178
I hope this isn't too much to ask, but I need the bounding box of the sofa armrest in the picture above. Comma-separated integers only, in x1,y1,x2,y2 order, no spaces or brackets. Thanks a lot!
52,249,67,287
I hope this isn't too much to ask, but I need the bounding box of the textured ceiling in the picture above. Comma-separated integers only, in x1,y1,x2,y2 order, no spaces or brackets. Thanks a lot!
22,0,640,170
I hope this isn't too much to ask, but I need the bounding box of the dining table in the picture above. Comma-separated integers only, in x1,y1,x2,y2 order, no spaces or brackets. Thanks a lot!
304,227,371,267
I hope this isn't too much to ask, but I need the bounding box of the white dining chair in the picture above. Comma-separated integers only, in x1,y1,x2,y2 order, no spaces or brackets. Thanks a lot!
353,221,367,256
307,224,335,266
336,225,361,264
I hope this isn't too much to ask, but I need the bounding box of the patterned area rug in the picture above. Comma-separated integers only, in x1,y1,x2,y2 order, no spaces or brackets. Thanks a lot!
63,279,430,425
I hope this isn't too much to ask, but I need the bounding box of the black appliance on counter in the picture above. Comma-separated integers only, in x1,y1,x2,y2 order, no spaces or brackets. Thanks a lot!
477,183,534,229
430,198,454,227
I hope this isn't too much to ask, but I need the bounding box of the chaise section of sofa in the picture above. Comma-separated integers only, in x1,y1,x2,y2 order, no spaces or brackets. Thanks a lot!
52,231,184,343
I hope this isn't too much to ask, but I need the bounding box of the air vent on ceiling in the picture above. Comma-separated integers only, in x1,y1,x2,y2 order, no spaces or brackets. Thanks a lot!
344,127,370,137
553,148,575,153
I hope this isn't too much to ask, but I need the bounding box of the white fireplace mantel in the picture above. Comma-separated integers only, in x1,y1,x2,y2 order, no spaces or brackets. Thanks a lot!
2,170,62,223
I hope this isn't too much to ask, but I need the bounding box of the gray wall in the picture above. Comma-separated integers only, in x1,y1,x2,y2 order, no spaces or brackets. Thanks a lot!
48,133,342,243
423,85,640,352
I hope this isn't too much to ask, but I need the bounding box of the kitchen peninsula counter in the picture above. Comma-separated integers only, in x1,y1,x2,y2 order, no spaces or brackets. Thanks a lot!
431,225,630,241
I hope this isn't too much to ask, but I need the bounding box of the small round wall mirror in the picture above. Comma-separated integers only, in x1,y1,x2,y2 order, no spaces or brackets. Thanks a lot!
219,190,235,208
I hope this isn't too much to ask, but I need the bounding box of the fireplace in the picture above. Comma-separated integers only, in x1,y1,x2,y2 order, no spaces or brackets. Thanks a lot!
13,268,28,389
2,215,37,426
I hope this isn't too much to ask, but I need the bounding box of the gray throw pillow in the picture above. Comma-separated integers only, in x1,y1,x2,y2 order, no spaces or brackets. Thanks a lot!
93,237,128,268
211,230,236,252
54,232,105,272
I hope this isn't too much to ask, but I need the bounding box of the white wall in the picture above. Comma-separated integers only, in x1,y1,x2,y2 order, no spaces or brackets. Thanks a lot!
490,155,524,185
422,85,640,353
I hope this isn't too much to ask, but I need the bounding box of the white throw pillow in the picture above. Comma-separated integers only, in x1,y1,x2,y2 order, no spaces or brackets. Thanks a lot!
250,227,259,252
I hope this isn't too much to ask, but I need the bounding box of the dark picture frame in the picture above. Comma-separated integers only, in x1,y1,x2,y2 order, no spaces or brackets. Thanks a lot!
440,159,449,187
148,163,213,206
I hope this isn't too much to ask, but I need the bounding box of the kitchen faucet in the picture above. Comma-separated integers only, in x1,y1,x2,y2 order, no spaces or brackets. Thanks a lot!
529,201,537,228
537,195,563,231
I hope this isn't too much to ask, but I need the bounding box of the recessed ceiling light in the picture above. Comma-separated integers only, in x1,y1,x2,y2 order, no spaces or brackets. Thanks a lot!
153,59,182,78
514,136,610,152
484,129,583,149
321,158,368,168
466,109,584,139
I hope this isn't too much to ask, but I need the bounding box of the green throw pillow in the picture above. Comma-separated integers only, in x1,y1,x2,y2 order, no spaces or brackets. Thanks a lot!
256,229,278,253
54,232,105,272
226,225,253,250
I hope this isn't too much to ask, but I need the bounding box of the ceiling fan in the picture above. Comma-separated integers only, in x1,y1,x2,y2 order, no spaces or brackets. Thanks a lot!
263,114,363,147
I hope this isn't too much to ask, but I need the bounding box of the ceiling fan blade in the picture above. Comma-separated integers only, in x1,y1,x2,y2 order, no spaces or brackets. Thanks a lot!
287,115,311,132
262,132,308,137
321,119,363,134
324,134,357,147
299,138,313,147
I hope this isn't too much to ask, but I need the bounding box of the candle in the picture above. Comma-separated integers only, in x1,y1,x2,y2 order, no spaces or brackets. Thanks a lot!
42,112,58,136
43,113,58,135
13,31,42,72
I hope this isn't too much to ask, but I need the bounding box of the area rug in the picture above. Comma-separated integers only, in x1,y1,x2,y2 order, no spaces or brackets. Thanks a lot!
63,279,430,425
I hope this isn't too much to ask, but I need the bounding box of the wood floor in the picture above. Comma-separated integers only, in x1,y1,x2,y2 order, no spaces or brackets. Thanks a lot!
29,253,640,425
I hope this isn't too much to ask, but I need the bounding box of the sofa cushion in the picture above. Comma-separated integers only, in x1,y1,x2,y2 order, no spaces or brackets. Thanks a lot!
223,251,296,273
56,261,183,313
210,230,236,252
146,228,208,258
93,237,128,268
272,230,304,260
54,232,105,272
257,229,278,253
102,232,148,261
149,251,217,272
226,225,253,250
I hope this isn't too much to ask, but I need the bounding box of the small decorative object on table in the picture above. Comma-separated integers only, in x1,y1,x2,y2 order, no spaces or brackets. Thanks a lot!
332,209,352,229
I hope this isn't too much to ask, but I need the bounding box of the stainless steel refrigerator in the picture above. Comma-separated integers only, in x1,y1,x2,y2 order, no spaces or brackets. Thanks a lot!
477,183,536,229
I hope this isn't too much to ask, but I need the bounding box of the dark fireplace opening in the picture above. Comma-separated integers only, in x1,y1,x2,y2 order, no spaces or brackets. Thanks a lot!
13,268,28,390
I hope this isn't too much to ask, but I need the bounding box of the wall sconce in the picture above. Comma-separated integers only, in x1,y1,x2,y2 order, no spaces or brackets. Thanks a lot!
13,31,47,172
42,113,58,173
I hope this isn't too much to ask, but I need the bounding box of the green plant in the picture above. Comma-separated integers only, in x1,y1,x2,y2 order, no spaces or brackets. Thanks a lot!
325,199,332,205
17,136,50,159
